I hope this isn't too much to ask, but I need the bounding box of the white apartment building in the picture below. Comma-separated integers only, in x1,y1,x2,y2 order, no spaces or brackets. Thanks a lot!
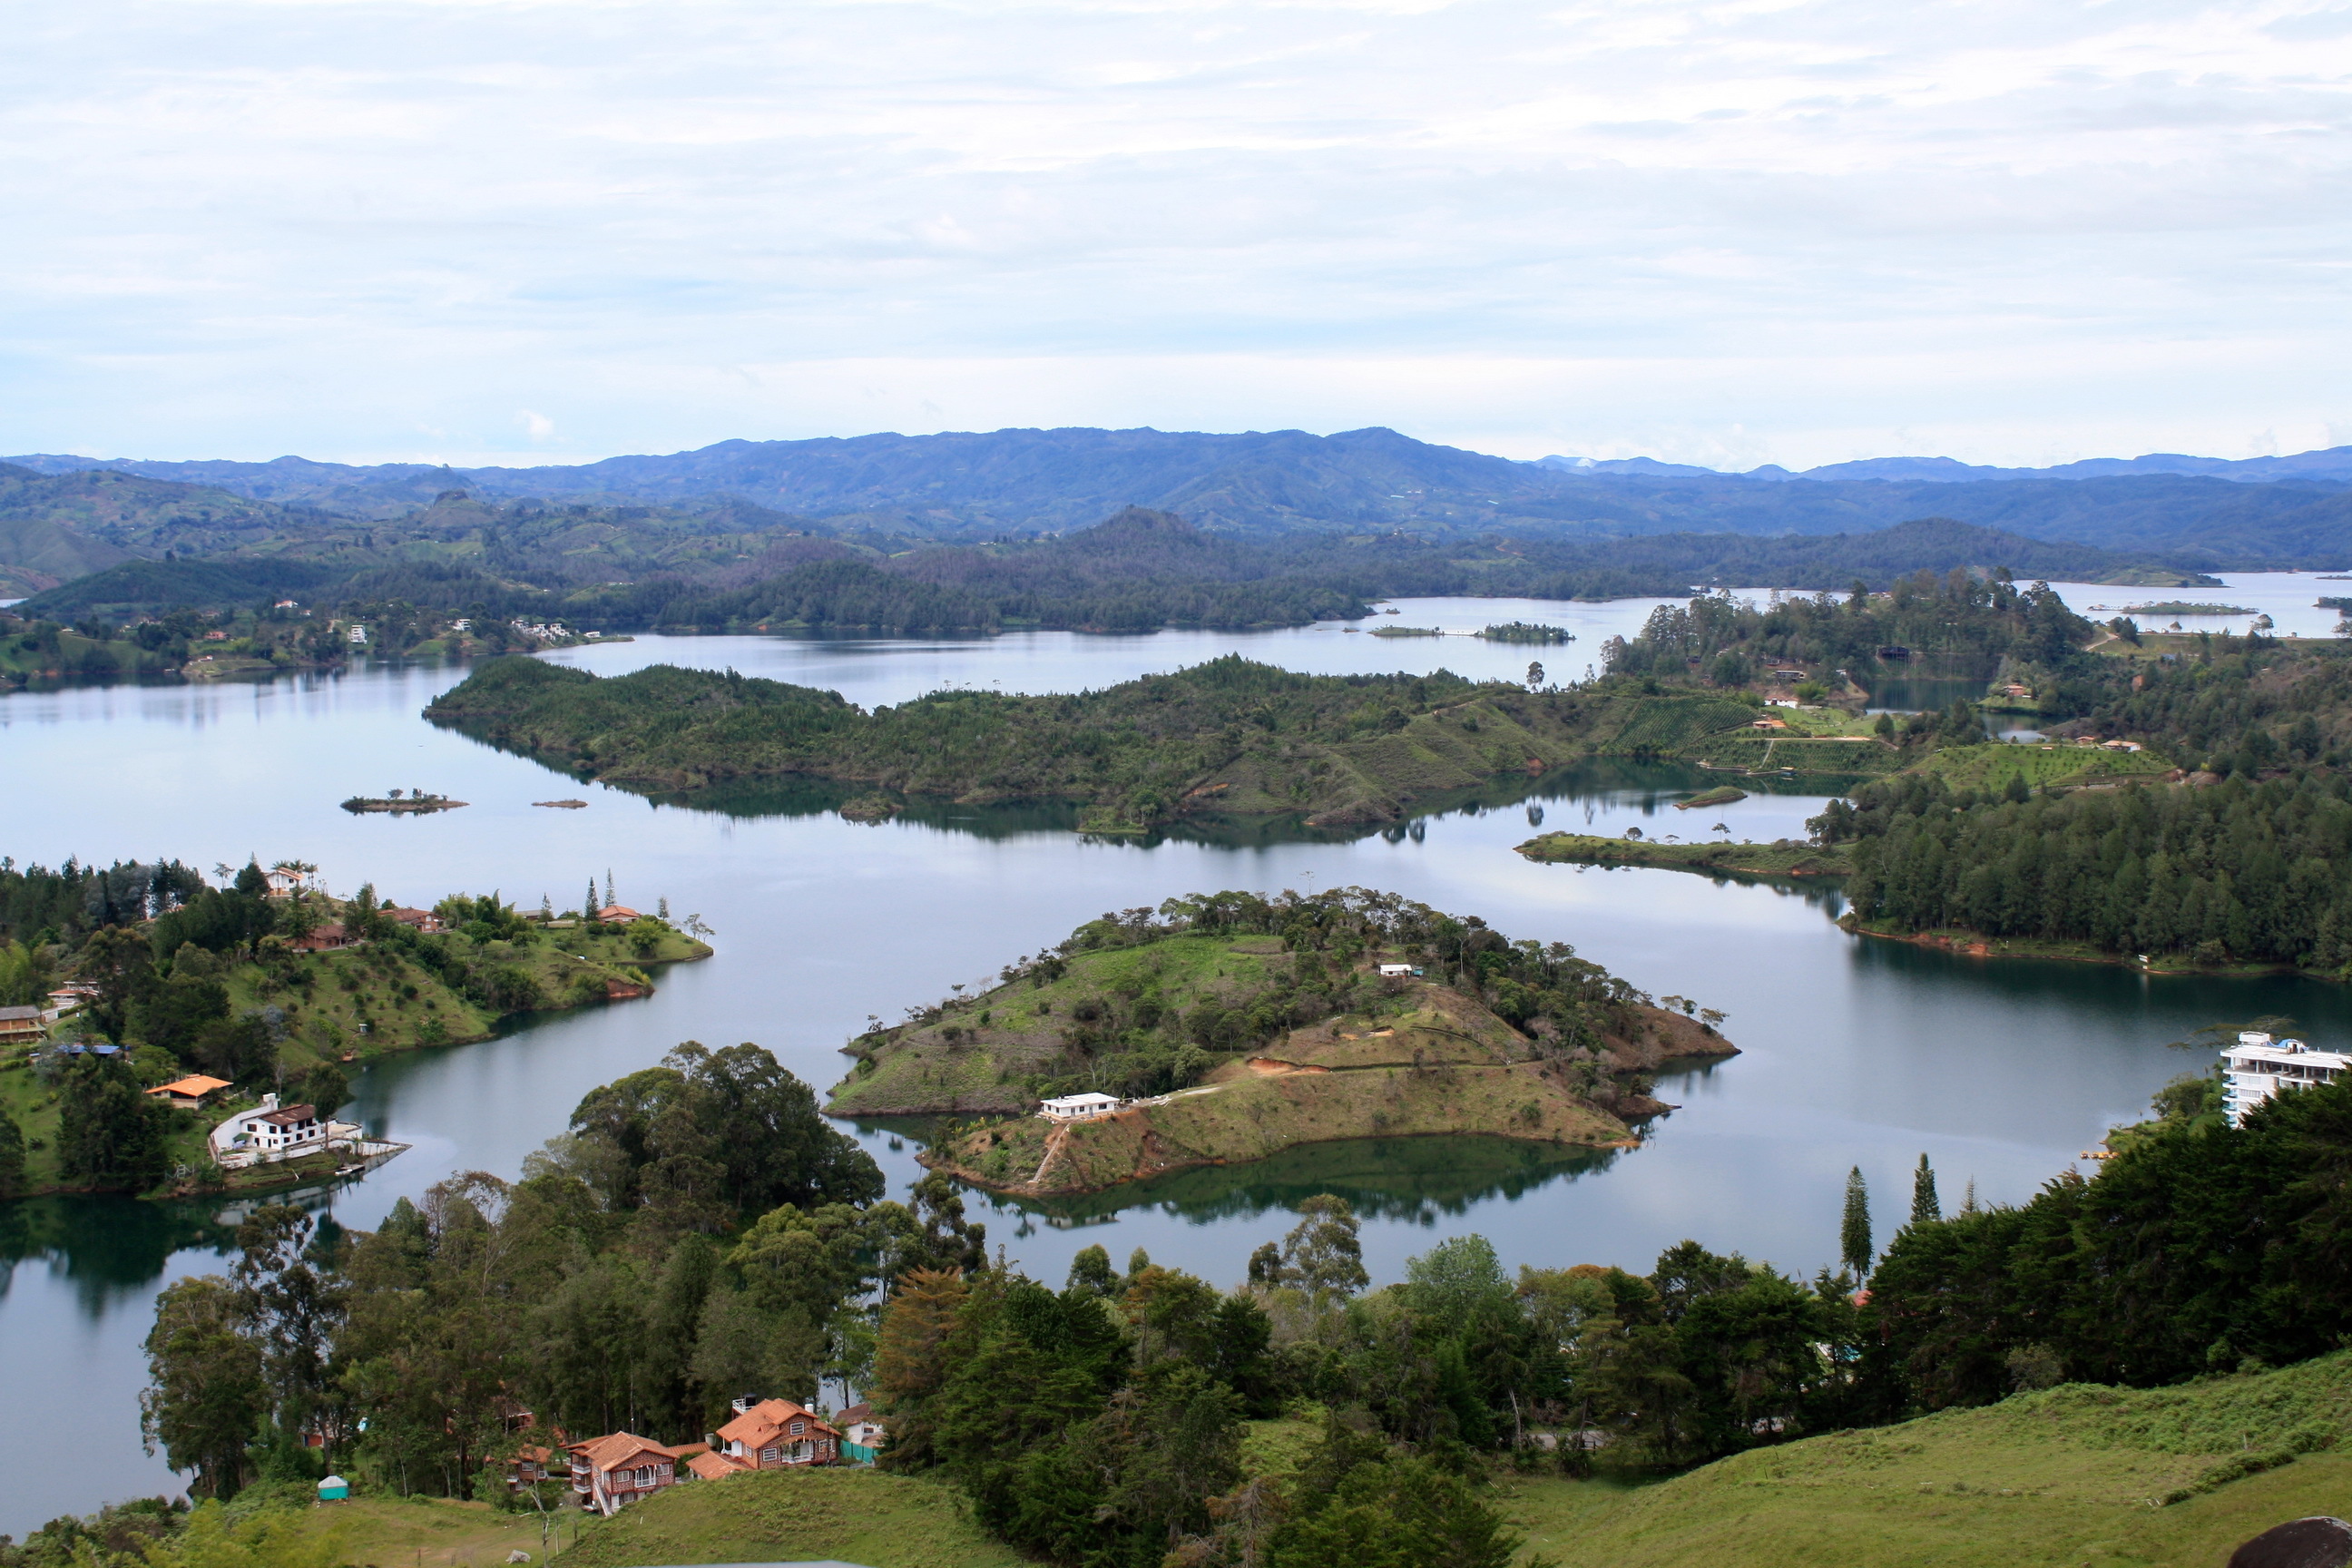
2220,1032,2352,1127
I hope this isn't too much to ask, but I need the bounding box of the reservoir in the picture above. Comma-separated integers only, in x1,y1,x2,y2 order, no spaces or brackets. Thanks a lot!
5,582,2346,1534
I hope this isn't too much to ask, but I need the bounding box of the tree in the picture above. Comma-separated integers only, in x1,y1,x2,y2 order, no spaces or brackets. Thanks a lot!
58,1055,173,1191
1911,1154,1940,1224
232,1206,349,1446
1841,1166,1873,1279
1526,661,1544,689
0,1107,23,1197
296,1061,349,1121
142,1276,269,1499
1277,1194,1369,1299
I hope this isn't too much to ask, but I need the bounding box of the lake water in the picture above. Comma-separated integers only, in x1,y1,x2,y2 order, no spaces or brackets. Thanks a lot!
5,585,2348,1534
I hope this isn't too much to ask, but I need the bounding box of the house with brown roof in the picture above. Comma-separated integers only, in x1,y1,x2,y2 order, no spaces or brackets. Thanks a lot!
209,1093,328,1167
596,905,642,925
385,906,444,934
565,1432,679,1515
836,1402,885,1463
713,1397,841,1469
0,1005,44,1044
145,1074,233,1111
290,922,354,953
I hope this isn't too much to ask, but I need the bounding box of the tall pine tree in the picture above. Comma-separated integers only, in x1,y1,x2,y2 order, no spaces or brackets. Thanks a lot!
1841,1165,1873,1280
1911,1153,1940,1224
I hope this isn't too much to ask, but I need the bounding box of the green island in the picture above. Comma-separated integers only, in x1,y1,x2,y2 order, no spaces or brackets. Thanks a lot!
1671,783,1746,809
1518,831,1851,880
2121,600,2254,616
1365,623,1443,637
339,790,467,814
1478,621,1574,643
827,888,1734,1196
426,654,1622,831
0,858,709,1200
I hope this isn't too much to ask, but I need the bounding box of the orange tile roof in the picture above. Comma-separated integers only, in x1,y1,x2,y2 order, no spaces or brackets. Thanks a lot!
567,1431,673,1474
715,1399,842,1447
146,1075,233,1099
687,1452,750,1481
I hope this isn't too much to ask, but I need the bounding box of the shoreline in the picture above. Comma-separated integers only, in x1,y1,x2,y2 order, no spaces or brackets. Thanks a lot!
1837,916,2308,978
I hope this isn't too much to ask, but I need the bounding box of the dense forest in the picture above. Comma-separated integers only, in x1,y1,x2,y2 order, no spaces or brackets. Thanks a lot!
426,652,1597,830
1601,567,2095,683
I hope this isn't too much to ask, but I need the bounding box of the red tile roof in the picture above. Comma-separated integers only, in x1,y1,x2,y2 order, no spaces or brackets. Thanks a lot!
715,1398,841,1448
687,1451,750,1481
567,1432,673,1475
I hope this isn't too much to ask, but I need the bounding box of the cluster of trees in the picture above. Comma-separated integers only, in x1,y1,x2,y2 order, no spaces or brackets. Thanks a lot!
1868,1068,2352,1404
1820,769,2352,967
1602,570,2092,683
427,652,1581,828
134,1042,955,1503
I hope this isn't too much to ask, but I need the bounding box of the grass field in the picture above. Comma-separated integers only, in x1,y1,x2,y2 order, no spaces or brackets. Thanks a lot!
1504,1350,2352,1568
1911,740,2175,793
553,1467,1024,1568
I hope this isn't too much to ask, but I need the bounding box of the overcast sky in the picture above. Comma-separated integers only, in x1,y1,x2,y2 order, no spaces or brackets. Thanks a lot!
3,0,2348,471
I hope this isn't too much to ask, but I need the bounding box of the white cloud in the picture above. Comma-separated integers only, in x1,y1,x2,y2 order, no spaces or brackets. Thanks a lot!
0,0,2347,466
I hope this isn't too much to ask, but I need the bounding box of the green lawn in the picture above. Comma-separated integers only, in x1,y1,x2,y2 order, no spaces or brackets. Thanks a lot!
555,1466,1026,1568
1912,740,2174,793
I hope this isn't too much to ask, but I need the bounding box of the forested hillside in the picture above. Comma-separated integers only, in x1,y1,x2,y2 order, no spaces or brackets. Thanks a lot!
426,653,1615,829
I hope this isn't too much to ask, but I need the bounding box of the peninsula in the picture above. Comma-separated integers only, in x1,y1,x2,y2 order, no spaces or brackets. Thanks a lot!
0,858,711,1200
824,887,1735,1197
427,653,1610,829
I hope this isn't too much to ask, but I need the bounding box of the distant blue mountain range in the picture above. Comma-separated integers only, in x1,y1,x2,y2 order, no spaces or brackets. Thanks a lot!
1538,447,2352,484
9,426,2352,564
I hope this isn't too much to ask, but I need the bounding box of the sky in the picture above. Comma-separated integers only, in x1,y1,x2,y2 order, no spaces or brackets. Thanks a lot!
2,0,2349,472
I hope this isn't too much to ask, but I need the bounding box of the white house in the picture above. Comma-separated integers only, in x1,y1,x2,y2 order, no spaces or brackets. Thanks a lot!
1377,963,1421,978
210,1093,330,1167
1039,1092,1122,1121
2220,1033,2352,1127
348,625,368,644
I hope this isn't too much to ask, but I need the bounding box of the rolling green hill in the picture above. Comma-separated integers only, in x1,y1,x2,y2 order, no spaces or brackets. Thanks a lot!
1513,1349,2352,1568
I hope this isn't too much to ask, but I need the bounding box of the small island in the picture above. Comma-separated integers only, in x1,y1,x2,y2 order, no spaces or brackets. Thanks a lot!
1673,784,1749,810
826,887,1734,1197
1477,621,1574,643
1366,624,1444,637
341,789,467,814
1518,829,1852,879
2122,601,2254,616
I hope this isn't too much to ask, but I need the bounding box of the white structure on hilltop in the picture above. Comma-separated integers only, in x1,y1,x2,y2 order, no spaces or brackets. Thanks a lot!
2220,1032,2352,1127
1039,1092,1122,1121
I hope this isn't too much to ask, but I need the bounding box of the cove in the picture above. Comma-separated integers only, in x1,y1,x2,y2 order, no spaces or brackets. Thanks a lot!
4,591,2347,1534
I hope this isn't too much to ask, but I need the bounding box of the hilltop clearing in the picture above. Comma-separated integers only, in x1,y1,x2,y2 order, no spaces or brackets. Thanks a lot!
826,887,1733,1196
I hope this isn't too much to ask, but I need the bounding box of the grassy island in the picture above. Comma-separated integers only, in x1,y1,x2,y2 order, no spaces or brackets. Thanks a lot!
827,887,1735,1197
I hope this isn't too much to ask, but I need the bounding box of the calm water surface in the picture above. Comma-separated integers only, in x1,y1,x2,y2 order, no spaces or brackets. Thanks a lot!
5,589,2347,1533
